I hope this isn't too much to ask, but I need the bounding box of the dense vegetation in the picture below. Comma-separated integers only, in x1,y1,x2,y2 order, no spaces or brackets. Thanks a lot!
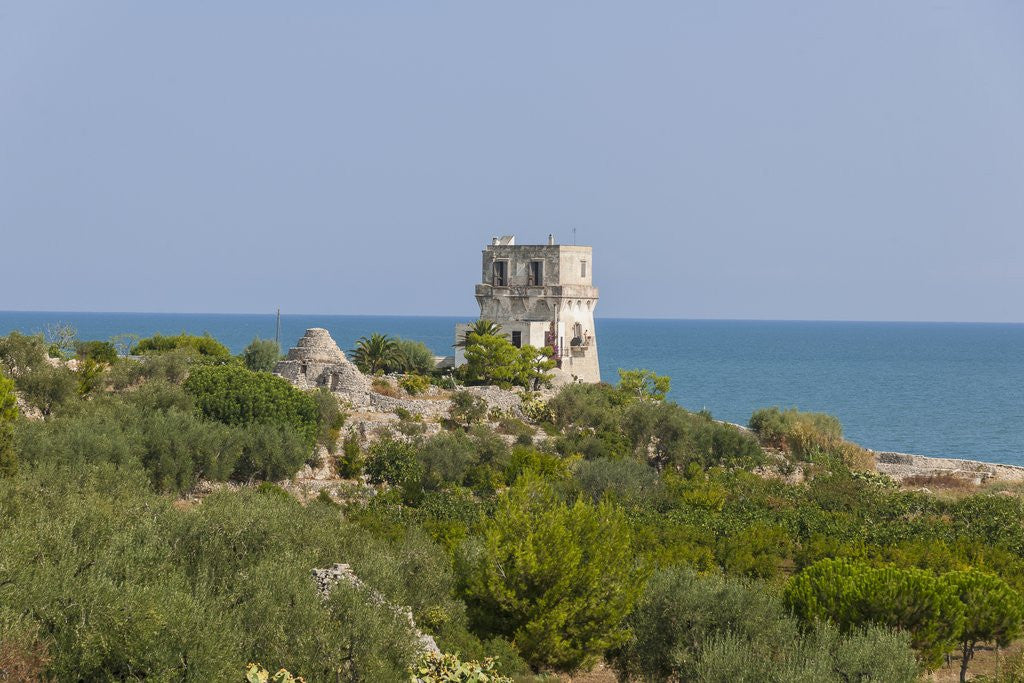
2,326,1024,681
349,333,436,376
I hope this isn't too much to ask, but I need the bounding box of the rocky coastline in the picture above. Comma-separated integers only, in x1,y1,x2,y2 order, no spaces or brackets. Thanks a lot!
872,449,1024,486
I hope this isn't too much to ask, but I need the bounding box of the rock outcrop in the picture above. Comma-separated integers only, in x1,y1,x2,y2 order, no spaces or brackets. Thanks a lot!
274,328,371,397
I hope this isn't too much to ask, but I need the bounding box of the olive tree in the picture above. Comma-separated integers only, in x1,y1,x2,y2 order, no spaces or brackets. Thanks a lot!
242,337,280,372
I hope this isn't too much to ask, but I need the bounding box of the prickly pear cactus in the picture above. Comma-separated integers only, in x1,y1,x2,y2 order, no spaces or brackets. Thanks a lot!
245,663,305,683
408,651,512,683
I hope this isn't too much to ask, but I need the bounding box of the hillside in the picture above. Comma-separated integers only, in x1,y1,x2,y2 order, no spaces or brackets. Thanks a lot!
1,328,1023,682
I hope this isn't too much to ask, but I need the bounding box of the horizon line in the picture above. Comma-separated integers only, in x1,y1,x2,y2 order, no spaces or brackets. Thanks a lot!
1,309,1022,326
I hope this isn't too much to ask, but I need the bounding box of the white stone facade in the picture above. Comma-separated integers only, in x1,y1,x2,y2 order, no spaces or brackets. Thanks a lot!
454,235,601,384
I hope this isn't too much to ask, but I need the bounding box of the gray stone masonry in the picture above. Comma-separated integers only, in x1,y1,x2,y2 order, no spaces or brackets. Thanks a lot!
274,328,371,399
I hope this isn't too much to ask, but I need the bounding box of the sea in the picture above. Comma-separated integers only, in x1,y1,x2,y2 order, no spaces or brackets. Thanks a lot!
2,311,1022,466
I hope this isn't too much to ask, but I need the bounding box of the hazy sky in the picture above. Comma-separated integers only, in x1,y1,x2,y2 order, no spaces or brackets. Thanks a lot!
1,2,1022,321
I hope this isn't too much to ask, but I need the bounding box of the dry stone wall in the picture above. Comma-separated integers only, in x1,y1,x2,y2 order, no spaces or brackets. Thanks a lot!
311,563,440,654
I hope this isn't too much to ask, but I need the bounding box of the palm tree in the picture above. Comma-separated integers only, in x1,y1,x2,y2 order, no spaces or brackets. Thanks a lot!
454,319,504,348
349,333,399,374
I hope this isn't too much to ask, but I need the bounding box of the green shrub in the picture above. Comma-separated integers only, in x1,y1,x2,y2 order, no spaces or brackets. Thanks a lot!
393,338,437,375
692,622,917,683
459,333,555,390
609,567,917,683
107,347,196,388
548,382,627,433
337,432,364,478
548,382,763,470
123,378,193,413
74,339,118,364
624,401,764,470
617,368,670,401
399,373,431,396
242,337,280,372
417,431,479,491
14,397,251,492
132,332,232,358
496,416,534,444
0,370,18,476
0,454,479,681
75,357,105,396
459,474,646,672
140,409,246,491
184,364,319,448
16,364,78,416
573,457,656,506
748,407,871,468
504,446,571,483
366,437,422,488
785,559,964,667
0,331,49,378
0,467,241,680
237,423,311,482
608,567,797,681
313,387,345,453
449,391,487,429
715,521,792,579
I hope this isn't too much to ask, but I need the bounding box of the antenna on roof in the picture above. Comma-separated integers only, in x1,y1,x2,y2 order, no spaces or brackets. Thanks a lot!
275,308,281,348
573,227,577,245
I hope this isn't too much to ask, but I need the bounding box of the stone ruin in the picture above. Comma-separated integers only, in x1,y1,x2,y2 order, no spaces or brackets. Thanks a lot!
273,328,371,396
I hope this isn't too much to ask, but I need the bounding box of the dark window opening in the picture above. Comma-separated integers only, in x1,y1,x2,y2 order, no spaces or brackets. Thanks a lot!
528,261,543,286
492,260,508,286
511,331,522,348
581,260,588,278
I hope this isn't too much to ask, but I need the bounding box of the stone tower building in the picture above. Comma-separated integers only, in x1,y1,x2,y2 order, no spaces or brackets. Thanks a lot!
454,235,600,384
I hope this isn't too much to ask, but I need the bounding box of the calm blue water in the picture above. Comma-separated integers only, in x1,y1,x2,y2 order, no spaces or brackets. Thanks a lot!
2,312,1023,465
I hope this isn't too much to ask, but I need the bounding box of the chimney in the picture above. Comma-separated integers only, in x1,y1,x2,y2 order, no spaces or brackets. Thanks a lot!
492,236,498,245
548,234,555,245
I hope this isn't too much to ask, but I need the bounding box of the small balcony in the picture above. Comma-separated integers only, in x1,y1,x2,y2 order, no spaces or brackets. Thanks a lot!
568,334,593,354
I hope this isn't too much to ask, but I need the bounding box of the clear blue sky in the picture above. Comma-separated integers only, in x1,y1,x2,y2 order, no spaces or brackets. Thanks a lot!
1,2,1021,321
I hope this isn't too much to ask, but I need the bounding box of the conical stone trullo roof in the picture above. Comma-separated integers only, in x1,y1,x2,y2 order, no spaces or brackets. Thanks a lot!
286,328,349,364
274,328,370,397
